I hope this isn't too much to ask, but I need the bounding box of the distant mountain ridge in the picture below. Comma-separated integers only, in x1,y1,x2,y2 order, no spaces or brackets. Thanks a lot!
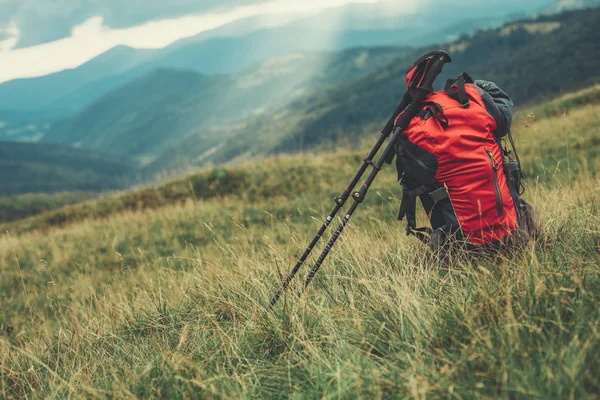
1,2,598,197
0,0,561,147
0,0,551,117
42,47,407,163
0,46,157,114
42,8,600,173
143,7,600,172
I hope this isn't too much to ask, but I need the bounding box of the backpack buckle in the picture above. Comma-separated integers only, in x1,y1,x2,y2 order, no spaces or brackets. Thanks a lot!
429,186,449,203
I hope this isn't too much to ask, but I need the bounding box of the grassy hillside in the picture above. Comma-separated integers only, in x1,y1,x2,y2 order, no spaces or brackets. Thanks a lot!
0,192,99,224
0,87,598,397
163,7,600,170
42,47,405,162
0,141,137,196
4,85,598,233
521,84,600,118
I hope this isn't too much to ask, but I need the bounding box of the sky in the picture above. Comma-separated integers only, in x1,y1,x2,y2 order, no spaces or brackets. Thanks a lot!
0,0,382,83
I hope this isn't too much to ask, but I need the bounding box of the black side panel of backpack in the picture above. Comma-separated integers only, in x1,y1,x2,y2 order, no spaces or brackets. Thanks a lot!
395,136,437,185
499,145,524,225
395,136,459,231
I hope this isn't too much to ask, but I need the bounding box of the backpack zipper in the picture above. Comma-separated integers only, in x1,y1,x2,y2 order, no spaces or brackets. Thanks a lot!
486,149,503,217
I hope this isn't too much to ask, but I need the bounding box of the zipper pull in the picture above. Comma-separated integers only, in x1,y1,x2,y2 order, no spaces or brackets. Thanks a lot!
486,150,498,170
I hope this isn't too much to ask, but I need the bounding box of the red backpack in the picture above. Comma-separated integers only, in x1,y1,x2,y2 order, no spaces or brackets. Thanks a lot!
394,72,524,248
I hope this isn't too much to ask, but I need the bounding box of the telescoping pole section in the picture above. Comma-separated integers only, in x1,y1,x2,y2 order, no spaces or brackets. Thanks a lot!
301,125,404,291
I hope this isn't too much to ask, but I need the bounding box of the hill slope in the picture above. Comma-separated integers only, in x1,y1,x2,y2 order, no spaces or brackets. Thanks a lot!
173,7,600,168
0,109,58,142
0,46,157,115
4,85,598,233
42,47,406,161
0,141,137,196
0,87,598,398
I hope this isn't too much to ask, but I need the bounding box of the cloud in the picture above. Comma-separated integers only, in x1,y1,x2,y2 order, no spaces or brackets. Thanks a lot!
0,17,18,52
0,0,382,82
0,1,18,23
0,2,16,44
0,0,552,50
98,0,273,28
0,0,273,49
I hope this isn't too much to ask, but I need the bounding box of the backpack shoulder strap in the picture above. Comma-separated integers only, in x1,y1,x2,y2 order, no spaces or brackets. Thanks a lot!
418,101,449,130
398,181,430,243
444,73,473,108
398,181,452,244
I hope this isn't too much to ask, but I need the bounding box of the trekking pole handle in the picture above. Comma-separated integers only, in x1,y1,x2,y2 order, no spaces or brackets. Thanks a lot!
382,51,450,135
420,51,451,92
395,51,452,130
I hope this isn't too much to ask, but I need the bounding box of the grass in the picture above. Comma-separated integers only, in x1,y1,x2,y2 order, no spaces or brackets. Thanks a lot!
0,192,99,224
0,89,599,398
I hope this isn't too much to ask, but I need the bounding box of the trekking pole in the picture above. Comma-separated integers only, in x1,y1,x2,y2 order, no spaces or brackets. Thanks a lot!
268,56,429,309
269,51,451,308
300,51,451,295
269,102,407,307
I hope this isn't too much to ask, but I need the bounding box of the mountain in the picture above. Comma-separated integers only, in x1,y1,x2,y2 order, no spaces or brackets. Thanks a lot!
82,0,551,78
42,47,407,162
0,47,159,144
44,69,220,163
0,46,157,115
146,7,600,171
0,141,137,196
0,109,59,142
0,0,550,118
44,7,600,173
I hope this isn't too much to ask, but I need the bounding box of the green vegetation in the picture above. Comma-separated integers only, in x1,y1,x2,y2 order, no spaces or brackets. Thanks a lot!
516,84,600,119
0,87,598,397
0,141,137,196
0,192,99,224
4,85,598,232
